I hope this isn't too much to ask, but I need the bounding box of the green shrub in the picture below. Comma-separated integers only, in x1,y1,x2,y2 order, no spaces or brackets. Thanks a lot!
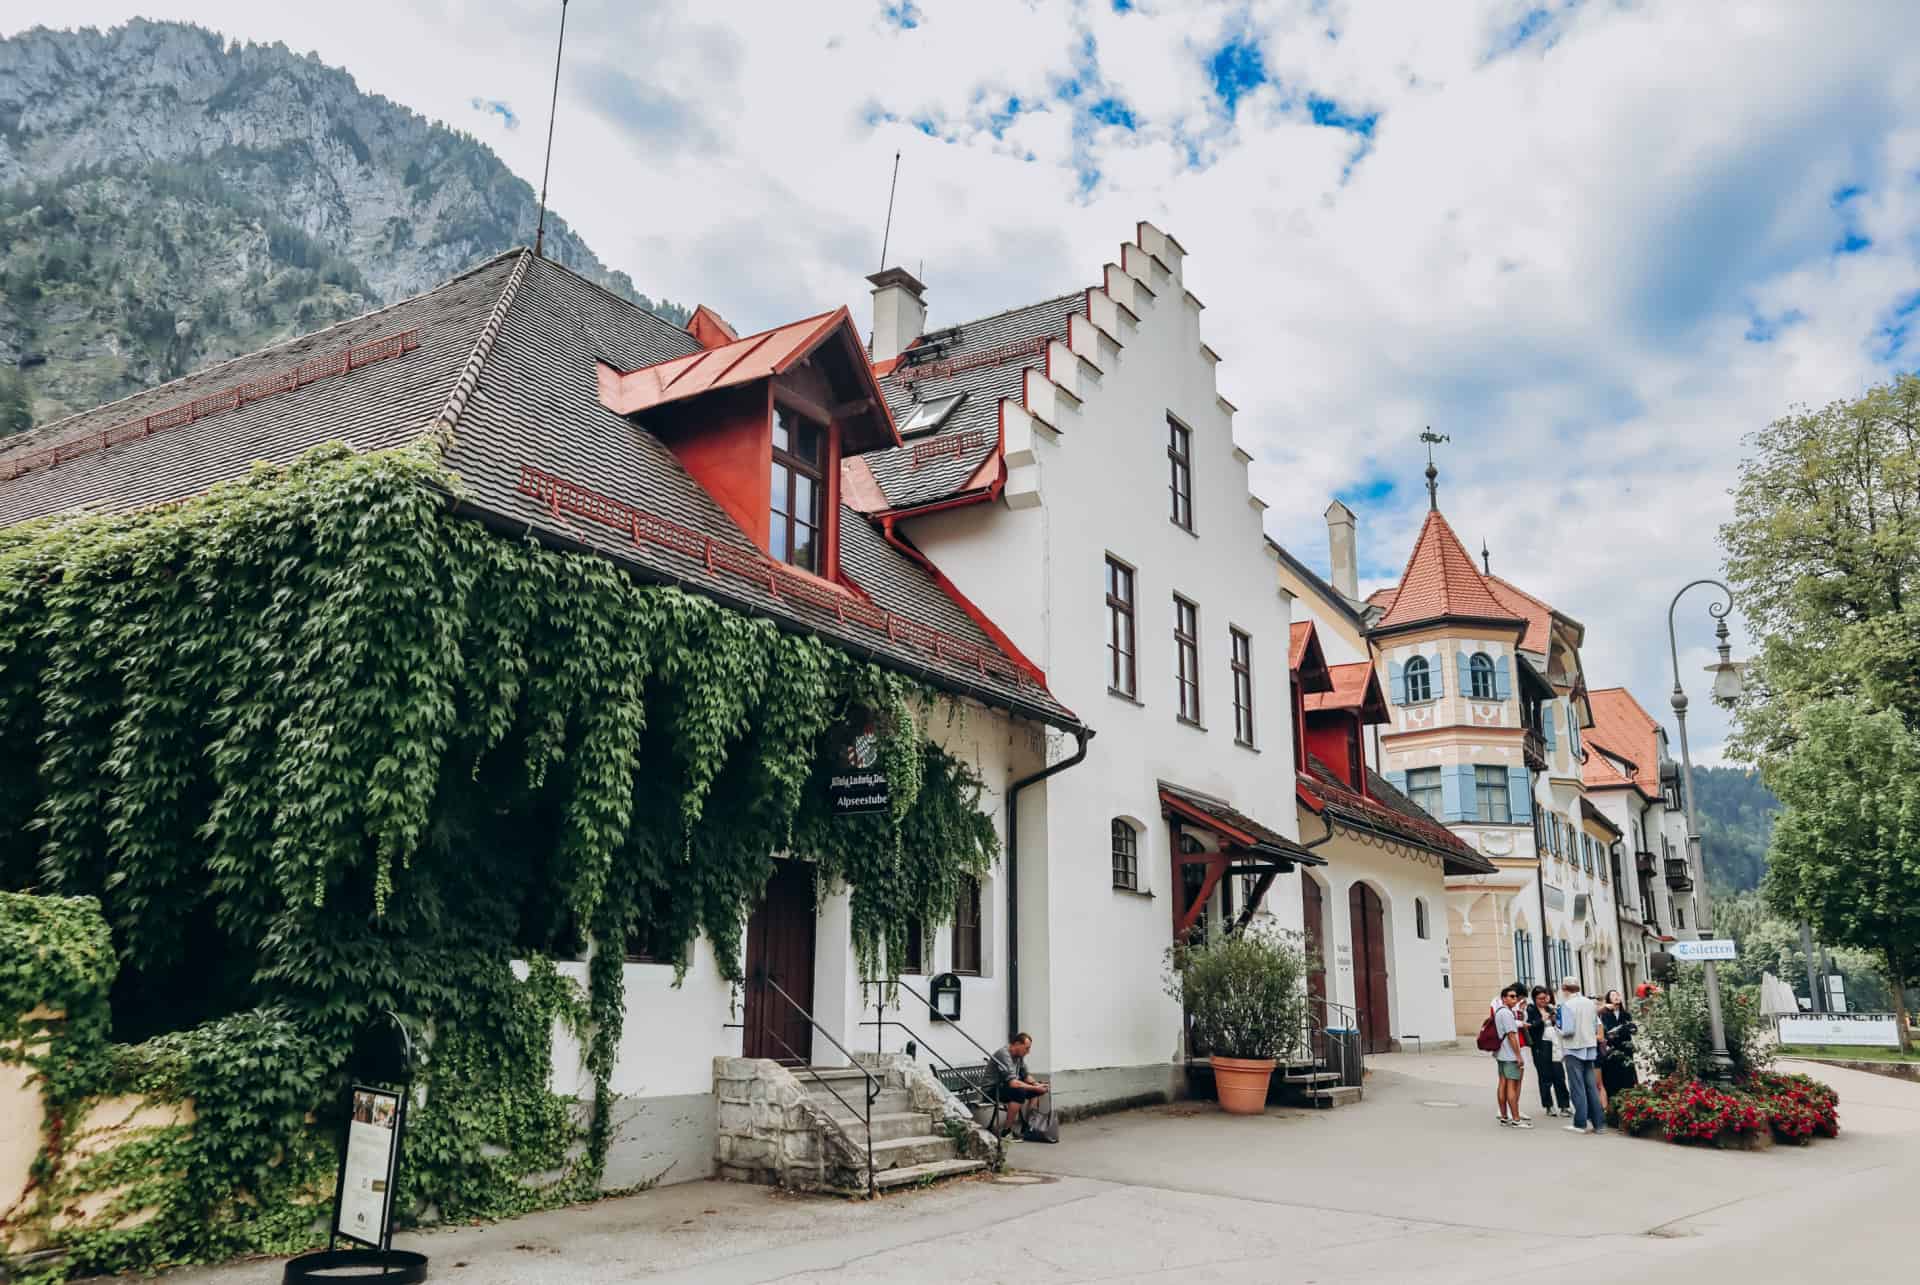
1636,973,1772,1080
1164,926,1309,1061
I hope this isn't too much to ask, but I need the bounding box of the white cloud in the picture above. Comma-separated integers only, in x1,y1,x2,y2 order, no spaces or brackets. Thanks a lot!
12,0,1920,759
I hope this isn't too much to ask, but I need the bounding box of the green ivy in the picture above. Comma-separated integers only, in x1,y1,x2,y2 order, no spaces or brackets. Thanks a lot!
0,443,1002,1278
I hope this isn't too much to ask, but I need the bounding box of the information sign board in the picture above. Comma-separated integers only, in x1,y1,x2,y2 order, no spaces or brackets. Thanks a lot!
335,1085,403,1248
1776,1013,1901,1048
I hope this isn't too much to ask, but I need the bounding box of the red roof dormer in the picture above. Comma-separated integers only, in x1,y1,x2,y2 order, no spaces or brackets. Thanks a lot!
597,308,899,584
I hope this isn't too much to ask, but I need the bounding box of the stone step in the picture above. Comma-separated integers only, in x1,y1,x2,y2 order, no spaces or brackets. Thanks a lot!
869,1134,964,1170
1306,1084,1363,1108
872,1156,987,1191
1282,1070,1343,1085
806,1085,914,1116
829,1111,936,1144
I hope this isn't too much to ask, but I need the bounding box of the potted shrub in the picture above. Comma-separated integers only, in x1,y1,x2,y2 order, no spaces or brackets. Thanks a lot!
1165,925,1309,1114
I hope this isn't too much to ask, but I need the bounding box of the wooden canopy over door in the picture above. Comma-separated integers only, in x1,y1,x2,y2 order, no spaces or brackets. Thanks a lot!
742,860,817,1064
1303,874,1327,1005
1349,882,1392,1054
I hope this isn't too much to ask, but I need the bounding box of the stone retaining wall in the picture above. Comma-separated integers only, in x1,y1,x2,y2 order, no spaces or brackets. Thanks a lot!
711,1057,864,1192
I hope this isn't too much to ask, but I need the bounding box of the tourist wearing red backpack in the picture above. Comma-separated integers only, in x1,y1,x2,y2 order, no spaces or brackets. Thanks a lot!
1486,985,1531,1127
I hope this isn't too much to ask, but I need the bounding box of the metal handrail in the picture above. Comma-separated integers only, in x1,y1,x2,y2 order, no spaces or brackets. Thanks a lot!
860,975,1002,1064
748,976,881,1197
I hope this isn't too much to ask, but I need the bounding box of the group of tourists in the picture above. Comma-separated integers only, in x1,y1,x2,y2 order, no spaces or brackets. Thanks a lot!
1486,978,1638,1132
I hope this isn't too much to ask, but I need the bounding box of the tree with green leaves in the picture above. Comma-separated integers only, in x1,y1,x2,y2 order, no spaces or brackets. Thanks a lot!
1761,698,1919,1051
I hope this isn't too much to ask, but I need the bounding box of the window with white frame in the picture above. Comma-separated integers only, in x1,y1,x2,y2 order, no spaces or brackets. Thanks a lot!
1474,765,1511,823
1406,766,1442,818
1405,655,1433,703
1469,652,1496,699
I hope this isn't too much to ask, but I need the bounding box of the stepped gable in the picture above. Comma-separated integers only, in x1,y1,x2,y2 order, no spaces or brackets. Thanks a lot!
1583,687,1663,797
1372,508,1525,633
0,251,529,526
863,292,1082,510
0,250,1078,731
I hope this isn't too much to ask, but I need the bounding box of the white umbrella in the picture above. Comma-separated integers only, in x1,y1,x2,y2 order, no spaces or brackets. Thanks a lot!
1760,971,1800,1018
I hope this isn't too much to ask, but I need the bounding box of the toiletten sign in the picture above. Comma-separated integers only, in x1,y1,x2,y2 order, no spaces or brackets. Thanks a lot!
335,1085,402,1248
829,718,890,815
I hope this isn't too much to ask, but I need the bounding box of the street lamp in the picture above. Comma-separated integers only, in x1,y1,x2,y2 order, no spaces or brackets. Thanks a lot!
1667,579,1743,1083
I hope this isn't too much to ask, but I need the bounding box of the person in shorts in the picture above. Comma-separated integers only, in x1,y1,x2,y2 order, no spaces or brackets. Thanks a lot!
1493,986,1531,1128
988,1033,1049,1136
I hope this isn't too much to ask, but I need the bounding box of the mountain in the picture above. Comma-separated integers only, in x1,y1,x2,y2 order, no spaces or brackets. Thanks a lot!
0,19,686,432
1691,765,1776,893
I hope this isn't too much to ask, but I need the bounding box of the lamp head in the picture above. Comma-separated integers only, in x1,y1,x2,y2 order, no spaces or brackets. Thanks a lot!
1705,616,1746,707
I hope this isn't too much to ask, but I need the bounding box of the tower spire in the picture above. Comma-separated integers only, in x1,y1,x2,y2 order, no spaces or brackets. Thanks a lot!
1481,539,1491,575
1419,427,1450,511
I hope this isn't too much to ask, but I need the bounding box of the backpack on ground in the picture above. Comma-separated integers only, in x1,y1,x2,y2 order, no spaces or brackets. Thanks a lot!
1476,1012,1502,1053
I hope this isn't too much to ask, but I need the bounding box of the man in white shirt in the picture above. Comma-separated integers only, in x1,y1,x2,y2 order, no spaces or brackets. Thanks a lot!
1556,977,1605,1134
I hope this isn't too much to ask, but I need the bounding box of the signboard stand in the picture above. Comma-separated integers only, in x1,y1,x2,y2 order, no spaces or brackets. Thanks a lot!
284,1012,429,1283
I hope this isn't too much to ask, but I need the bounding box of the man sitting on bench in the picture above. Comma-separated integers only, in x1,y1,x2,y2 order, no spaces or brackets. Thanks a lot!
988,1033,1049,1136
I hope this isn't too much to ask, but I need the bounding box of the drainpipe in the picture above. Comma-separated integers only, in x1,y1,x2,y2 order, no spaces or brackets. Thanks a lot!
1535,766,1552,988
1006,726,1095,1034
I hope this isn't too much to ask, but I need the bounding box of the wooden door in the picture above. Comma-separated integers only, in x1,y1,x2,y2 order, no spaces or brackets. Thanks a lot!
743,860,817,1064
1303,874,1326,1007
1348,883,1392,1054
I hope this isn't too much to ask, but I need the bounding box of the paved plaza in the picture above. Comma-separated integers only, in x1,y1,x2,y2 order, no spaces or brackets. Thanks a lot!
148,1050,1917,1284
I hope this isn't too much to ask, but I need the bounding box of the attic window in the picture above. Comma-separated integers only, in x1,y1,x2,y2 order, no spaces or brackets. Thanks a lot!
771,406,826,573
896,391,967,438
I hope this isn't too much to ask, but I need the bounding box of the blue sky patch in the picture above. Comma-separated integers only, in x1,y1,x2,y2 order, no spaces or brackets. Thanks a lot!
1089,96,1137,130
469,97,519,130
1745,309,1805,343
881,2,923,29
1209,33,1268,113
1874,291,1920,361
1339,476,1396,507
1835,231,1872,255
1307,94,1377,138
1832,184,1864,205
1492,6,1555,55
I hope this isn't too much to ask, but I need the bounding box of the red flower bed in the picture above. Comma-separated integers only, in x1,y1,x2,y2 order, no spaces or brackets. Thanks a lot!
1612,1072,1839,1145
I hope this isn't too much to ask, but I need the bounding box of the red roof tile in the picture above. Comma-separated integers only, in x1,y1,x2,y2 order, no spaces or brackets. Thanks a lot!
1304,661,1388,724
1299,760,1496,875
1584,688,1663,797
1373,510,1524,632
1486,575,1555,654
1289,621,1334,694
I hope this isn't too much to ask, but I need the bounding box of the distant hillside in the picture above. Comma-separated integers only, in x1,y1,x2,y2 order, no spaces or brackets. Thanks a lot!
1692,765,1776,893
0,19,687,431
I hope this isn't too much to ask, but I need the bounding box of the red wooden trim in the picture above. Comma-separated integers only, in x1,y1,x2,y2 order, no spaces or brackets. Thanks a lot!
1174,855,1228,939
1159,790,1258,850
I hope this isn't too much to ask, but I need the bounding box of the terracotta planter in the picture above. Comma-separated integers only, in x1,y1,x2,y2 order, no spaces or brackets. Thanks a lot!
1212,1056,1276,1114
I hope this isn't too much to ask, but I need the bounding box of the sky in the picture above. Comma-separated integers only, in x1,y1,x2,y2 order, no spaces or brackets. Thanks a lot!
14,0,1920,763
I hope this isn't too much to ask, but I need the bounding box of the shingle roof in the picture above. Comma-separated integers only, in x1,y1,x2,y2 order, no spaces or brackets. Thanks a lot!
863,293,1082,510
1300,759,1497,876
1160,781,1326,866
1583,688,1662,797
1372,509,1524,633
0,249,1080,731
0,252,524,525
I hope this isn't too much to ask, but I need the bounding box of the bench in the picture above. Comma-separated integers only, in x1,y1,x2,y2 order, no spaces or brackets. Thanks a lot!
934,1062,1008,1134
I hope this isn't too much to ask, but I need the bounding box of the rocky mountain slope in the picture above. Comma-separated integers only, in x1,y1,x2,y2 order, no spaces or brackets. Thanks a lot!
0,19,685,431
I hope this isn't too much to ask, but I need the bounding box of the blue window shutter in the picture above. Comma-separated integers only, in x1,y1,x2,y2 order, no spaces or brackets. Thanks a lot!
1542,705,1556,751
1431,654,1446,698
1495,656,1512,699
1388,659,1406,705
1457,651,1472,696
1565,703,1577,748
1439,765,1463,821
1386,770,1407,796
1507,767,1532,822
1453,765,1477,821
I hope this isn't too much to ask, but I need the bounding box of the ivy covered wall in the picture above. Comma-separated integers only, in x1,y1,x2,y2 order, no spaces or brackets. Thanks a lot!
0,443,1005,1277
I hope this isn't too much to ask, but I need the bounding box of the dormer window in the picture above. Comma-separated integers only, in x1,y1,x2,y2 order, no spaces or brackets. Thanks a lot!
771,406,826,572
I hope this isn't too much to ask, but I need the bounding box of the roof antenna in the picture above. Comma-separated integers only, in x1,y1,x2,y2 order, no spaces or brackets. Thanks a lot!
533,0,571,259
879,150,902,268
1419,426,1450,511
1481,539,1491,575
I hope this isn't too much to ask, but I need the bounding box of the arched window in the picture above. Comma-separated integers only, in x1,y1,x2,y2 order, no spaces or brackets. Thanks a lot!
1415,897,1430,940
1469,652,1496,700
1404,655,1432,703
1111,818,1140,891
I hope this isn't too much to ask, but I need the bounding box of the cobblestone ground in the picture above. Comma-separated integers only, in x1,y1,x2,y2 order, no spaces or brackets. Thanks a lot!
135,1049,1918,1284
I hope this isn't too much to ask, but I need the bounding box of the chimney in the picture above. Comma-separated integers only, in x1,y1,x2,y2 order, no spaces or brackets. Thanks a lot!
867,267,927,363
1325,499,1358,599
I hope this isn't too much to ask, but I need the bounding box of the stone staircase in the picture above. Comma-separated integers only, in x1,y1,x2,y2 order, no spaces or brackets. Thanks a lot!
1278,1059,1363,1109
801,1066,987,1191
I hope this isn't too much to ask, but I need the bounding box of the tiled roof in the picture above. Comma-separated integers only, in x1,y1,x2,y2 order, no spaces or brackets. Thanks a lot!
1288,621,1334,694
1372,509,1524,633
1486,575,1556,655
0,252,525,526
1301,758,1497,876
1584,687,1663,797
1581,746,1636,791
1303,661,1387,723
1160,781,1326,866
863,293,1083,510
0,249,1080,732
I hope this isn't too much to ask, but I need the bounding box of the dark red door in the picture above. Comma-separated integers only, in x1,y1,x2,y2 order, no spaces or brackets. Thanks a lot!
1303,874,1326,1007
1348,882,1392,1054
743,861,817,1064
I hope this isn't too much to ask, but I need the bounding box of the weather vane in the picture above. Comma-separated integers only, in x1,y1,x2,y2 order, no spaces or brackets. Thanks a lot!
1419,427,1450,510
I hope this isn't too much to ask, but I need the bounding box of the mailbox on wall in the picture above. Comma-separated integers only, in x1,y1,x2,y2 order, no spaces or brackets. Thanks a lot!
928,972,962,1023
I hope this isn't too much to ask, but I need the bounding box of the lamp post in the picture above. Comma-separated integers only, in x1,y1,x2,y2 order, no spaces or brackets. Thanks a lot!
1667,578,1745,1083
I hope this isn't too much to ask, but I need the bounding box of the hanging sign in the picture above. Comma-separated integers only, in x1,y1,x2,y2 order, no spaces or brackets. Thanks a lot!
1670,939,1737,962
335,1085,404,1248
829,718,890,815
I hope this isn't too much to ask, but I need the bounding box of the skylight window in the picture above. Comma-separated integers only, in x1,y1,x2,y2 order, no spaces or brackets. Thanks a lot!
896,391,967,438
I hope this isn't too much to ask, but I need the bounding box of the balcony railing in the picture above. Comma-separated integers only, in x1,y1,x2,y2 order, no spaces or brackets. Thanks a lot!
1522,728,1548,771
1665,855,1694,891
1636,849,1657,875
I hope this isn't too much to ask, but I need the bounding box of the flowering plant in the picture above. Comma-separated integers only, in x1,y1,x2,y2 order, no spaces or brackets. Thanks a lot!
1611,1071,1839,1144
